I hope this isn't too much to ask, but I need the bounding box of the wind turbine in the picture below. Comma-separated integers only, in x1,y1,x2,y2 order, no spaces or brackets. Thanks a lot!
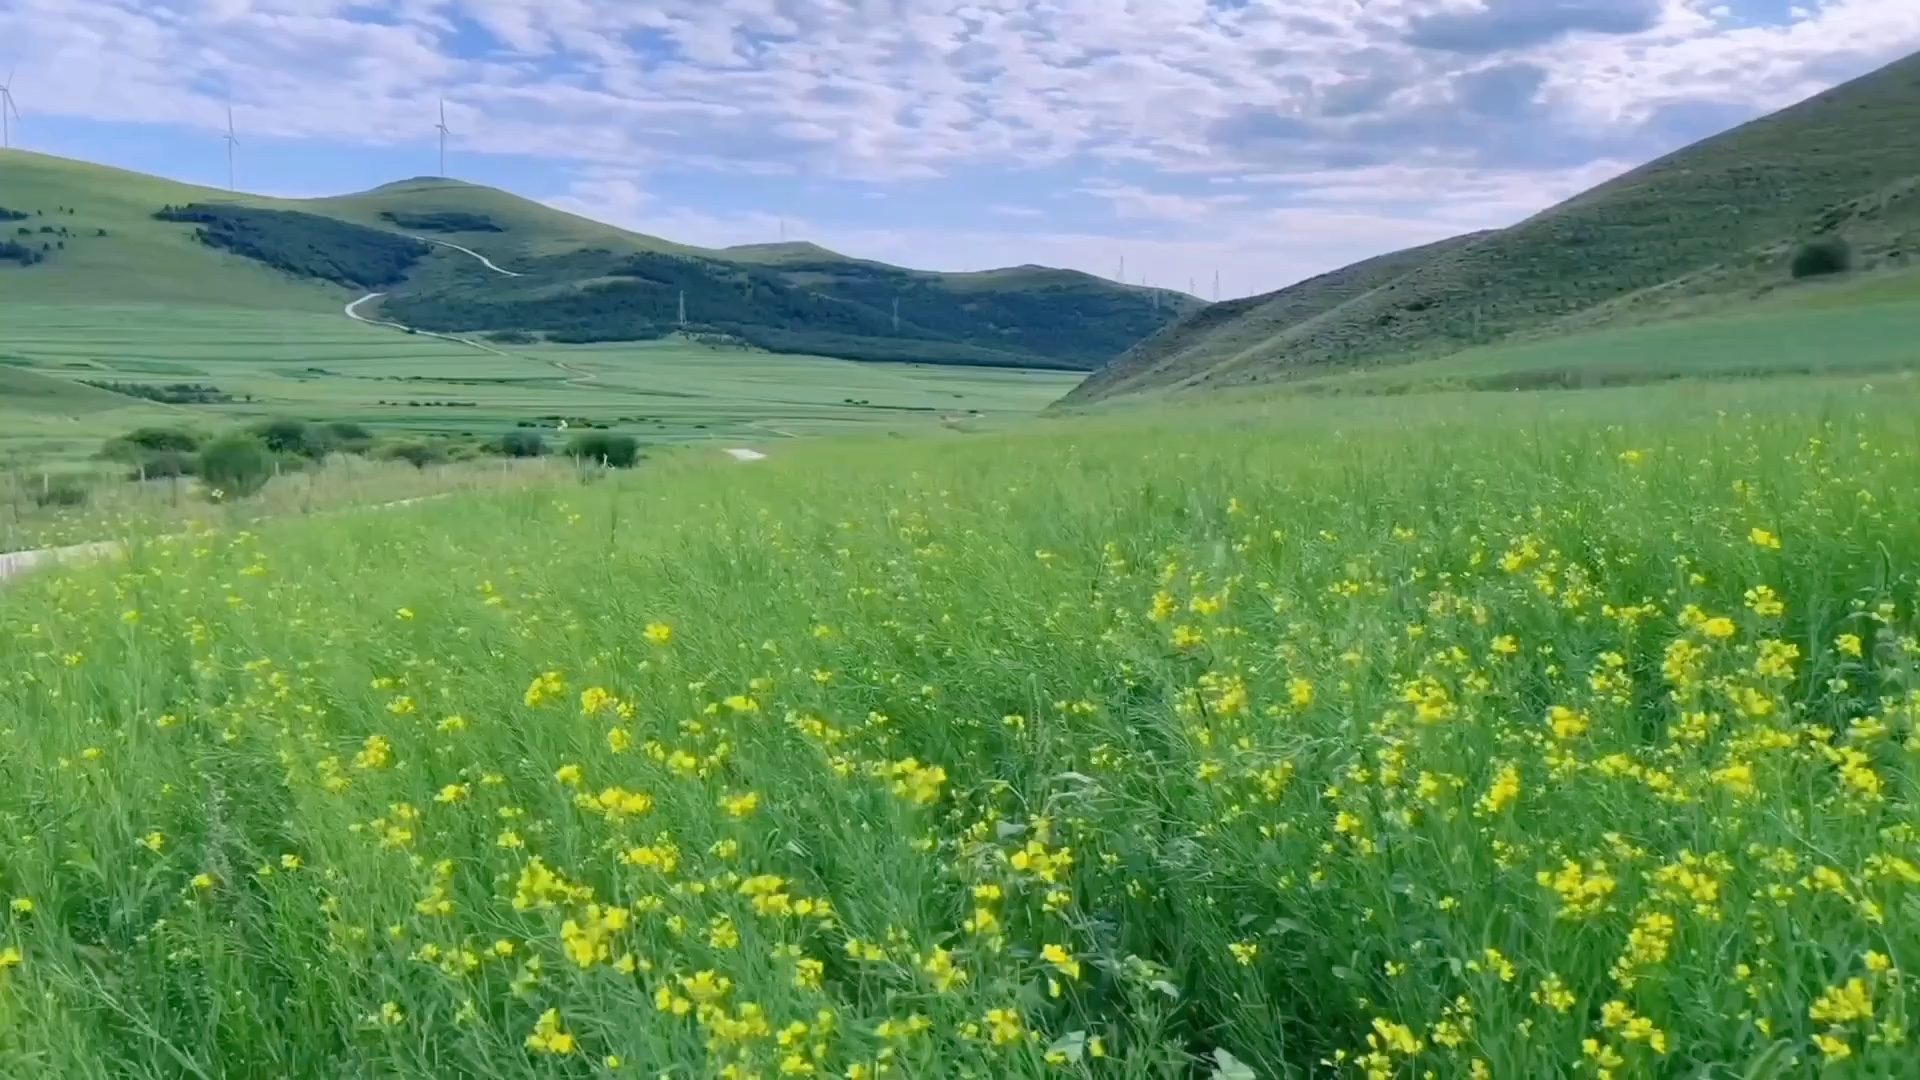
223,105,240,191
1,68,19,151
435,98,452,177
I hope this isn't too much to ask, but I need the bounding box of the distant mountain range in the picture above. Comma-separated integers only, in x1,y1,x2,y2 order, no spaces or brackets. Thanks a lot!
0,151,1200,371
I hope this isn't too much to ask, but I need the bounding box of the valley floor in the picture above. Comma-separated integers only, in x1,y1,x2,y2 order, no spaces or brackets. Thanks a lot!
0,302,1082,467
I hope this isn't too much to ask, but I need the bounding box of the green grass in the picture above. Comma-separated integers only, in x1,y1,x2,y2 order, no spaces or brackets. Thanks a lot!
3,374,1919,1076
1291,295,1920,394
0,303,1083,467
1074,49,1920,402
0,149,348,310
0,453,581,554
1065,233,1487,405
297,177,703,261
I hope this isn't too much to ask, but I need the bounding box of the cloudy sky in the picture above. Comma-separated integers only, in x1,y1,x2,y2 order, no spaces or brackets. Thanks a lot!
3,1,1917,297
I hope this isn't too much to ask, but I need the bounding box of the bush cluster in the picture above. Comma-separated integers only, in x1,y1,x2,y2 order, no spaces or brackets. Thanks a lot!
564,433,641,468
1790,236,1853,279
153,204,429,289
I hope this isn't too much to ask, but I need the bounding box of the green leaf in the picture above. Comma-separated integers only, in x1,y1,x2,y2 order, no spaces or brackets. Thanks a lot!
1211,1047,1258,1080
1741,1039,1800,1080
1047,1031,1087,1064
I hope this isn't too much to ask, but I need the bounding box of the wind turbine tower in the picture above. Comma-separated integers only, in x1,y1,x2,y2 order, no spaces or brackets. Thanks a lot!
435,98,452,177
223,105,240,191
1,68,19,150
1213,270,1220,302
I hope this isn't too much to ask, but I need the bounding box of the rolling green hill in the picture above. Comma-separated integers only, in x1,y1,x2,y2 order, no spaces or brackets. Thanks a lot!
1063,232,1489,403
1069,48,1920,402
0,151,1198,370
0,152,348,311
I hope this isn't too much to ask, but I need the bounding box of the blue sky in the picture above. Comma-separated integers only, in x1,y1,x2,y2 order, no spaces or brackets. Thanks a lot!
2,0,1917,298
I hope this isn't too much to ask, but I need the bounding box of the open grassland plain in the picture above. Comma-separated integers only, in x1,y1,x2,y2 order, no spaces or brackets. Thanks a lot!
6,380,1920,1076
0,303,1081,465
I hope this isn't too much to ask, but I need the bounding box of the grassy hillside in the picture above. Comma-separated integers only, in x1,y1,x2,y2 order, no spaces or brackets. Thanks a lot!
1073,48,1920,401
0,150,348,310
1294,270,1920,395
0,151,1196,370
1063,232,1488,404
381,246,1190,369
297,177,704,261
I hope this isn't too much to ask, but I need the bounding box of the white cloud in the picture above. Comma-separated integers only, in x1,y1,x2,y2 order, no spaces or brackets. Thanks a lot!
0,0,1916,295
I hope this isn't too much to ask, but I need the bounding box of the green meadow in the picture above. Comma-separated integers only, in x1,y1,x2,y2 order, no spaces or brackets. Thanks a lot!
5,375,1920,1076
0,303,1082,466
1295,268,1920,396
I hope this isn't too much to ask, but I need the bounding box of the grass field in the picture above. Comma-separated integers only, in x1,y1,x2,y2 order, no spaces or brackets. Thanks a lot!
0,303,1083,466
1295,284,1920,395
0,453,589,555
3,373,1918,1076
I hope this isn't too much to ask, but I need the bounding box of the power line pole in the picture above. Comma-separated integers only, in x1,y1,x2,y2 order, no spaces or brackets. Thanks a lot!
892,297,899,331
678,290,686,326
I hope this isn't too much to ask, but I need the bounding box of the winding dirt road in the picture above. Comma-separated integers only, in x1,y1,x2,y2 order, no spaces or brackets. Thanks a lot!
411,236,522,277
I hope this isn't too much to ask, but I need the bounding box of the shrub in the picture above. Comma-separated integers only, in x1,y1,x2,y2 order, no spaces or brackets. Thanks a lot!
324,421,376,454
127,449,198,481
32,475,89,508
378,210,504,233
153,204,428,289
252,418,333,459
83,381,231,404
1791,236,1853,279
102,426,201,465
198,433,276,500
377,441,445,469
565,432,641,468
496,431,547,458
